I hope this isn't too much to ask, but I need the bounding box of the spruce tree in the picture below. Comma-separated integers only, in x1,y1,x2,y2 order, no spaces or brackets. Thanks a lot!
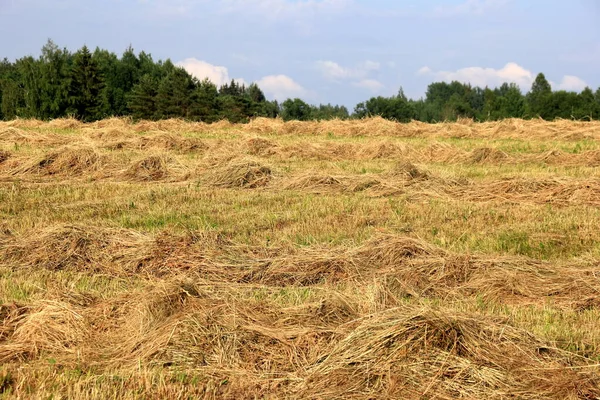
68,45,104,121
128,74,159,120
527,73,552,119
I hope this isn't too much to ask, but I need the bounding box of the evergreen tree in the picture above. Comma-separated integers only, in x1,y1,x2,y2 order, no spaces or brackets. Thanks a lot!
68,45,104,121
155,67,194,119
189,78,219,122
38,39,71,119
128,74,159,120
527,73,552,119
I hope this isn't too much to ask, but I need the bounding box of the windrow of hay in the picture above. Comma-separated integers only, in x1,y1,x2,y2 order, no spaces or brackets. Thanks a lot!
299,305,600,399
204,158,273,188
9,146,104,177
4,117,600,141
123,154,189,182
2,285,598,399
3,225,600,308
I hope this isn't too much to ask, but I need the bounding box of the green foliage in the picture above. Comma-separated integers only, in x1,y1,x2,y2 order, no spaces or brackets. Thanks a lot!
281,98,312,121
0,40,598,124
68,45,104,121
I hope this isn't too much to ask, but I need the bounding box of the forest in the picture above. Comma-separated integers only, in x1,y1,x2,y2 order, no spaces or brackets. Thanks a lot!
1,40,599,123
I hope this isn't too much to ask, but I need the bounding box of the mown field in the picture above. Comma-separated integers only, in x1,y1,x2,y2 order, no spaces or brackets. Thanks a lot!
1,117,600,399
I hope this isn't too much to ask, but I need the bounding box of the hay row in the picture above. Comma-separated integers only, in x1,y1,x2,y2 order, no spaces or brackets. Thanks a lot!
3,117,600,141
2,149,600,206
2,225,599,308
1,277,598,399
4,128,600,170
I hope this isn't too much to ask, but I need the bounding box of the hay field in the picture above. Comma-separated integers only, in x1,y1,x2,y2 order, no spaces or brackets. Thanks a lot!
1,117,600,399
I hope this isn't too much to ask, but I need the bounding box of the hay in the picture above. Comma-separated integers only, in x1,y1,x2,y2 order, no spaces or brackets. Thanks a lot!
387,161,430,181
300,305,599,399
0,301,89,363
124,154,187,181
12,146,103,176
0,150,10,164
246,137,278,156
47,117,83,130
139,132,208,152
206,159,272,188
468,147,509,163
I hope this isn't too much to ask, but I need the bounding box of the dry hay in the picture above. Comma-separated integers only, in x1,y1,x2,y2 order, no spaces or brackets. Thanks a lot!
283,173,345,191
0,301,89,363
0,225,152,274
88,127,139,149
0,126,68,146
47,117,83,130
10,146,104,176
467,147,510,163
88,117,132,130
387,161,431,181
358,141,406,159
300,305,600,399
245,117,284,134
205,158,272,188
1,119,45,129
0,150,10,164
245,137,278,156
139,132,208,152
124,154,188,181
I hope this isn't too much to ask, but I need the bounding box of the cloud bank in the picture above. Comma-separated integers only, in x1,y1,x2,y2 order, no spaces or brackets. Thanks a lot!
417,62,588,92
177,58,306,101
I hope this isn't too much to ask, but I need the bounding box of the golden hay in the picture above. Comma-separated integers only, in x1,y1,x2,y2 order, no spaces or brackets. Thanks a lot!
205,159,272,188
387,161,431,180
11,146,103,176
468,147,510,163
124,154,188,181
245,137,278,156
139,132,208,152
300,305,600,399
47,117,83,130
0,150,10,164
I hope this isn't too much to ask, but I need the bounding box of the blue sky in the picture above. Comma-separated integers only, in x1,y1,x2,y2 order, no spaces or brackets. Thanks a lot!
1,0,599,109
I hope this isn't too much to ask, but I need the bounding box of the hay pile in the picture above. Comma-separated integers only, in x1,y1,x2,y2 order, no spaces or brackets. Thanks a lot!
205,159,273,188
11,146,103,176
124,154,188,181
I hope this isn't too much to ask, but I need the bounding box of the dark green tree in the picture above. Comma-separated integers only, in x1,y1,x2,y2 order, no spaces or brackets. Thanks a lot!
281,98,312,121
68,45,104,121
189,78,219,122
155,67,194,119
127,74,159,120
38,39,71,119
527,73,552,119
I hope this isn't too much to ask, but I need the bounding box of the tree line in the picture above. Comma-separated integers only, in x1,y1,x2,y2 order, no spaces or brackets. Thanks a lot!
1,40,599,123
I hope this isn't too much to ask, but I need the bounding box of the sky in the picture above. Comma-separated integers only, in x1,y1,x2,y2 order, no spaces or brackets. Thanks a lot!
1,0,599,109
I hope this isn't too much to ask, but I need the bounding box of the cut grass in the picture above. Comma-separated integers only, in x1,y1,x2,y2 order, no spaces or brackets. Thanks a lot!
1,117,600,399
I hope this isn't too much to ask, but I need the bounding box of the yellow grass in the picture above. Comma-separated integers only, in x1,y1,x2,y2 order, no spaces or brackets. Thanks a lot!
1,117,600,399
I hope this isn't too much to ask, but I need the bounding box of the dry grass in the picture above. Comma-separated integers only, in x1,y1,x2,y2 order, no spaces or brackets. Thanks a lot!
1,117,600,399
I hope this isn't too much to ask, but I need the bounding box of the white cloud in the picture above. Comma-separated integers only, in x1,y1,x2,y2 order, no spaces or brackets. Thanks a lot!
417,62,534,90
316,60,380,81
417,63,589,93
558,75,588,92
434,0,510,16
256,75,307,101
176,58,245,87
353,79,384,92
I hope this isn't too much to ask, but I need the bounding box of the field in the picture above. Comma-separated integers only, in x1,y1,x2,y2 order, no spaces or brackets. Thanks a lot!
1,117,600,399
